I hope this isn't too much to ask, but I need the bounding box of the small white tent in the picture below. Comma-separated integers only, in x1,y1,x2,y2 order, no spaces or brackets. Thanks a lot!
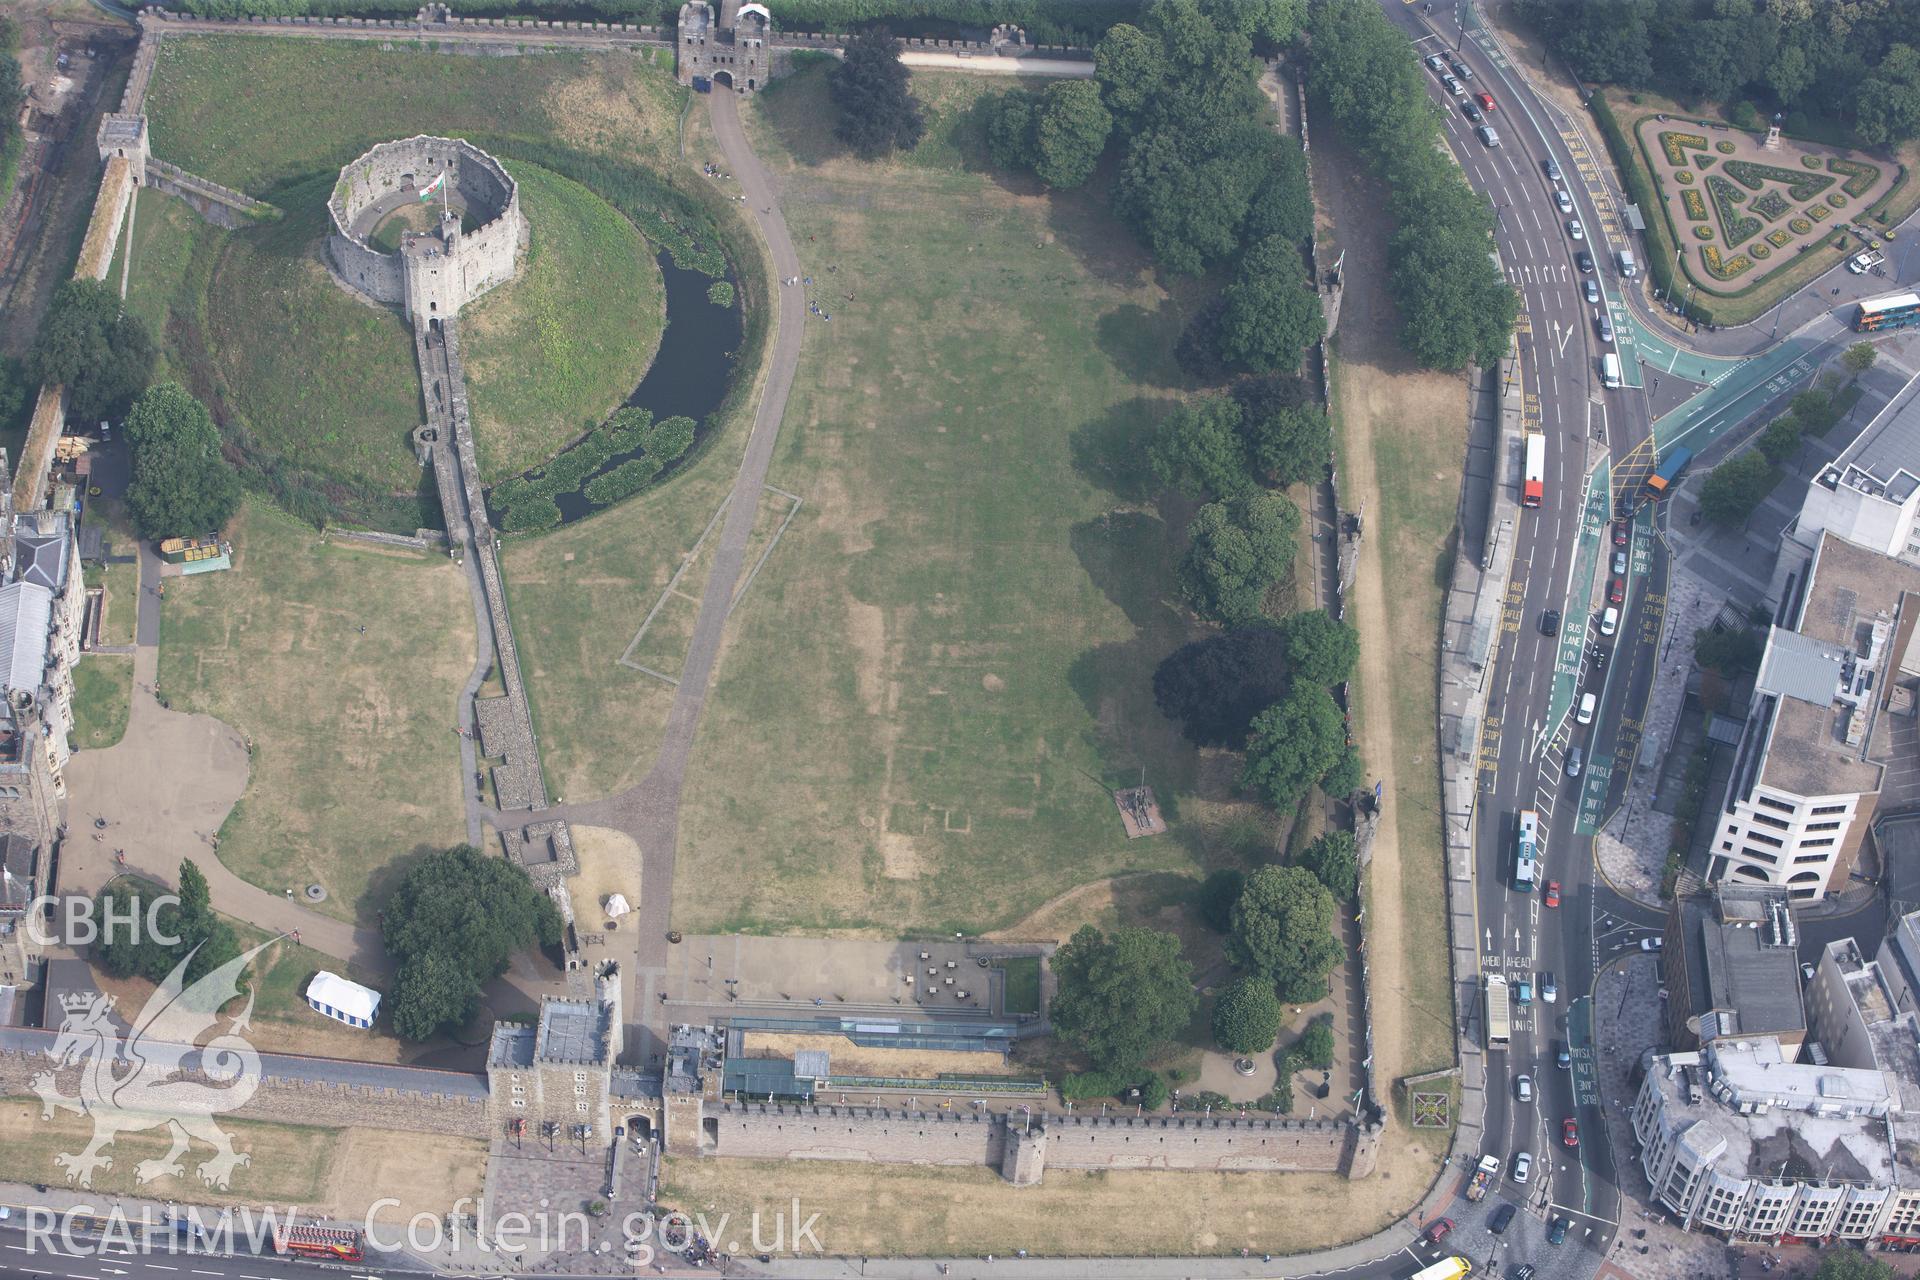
603,893,632,919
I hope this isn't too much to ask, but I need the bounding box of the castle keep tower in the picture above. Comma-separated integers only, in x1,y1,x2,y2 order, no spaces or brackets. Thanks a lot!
486,978,623,1146
326,136,524,327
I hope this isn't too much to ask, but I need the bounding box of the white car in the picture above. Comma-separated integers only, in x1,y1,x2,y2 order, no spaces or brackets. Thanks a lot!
1567,218,1585,241
1640,936,1664,952
1513,1152,1533,1184
1516,1075,1534,1103
1426,54,1447,72
1443,75,1465,96
1541,973,1558,1004
1555,189,1574,214
1849,250,1885,274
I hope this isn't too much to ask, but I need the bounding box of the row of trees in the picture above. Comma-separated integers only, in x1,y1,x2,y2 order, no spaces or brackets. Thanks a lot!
1513,0,1920,147
1305,0,1518,371
1698,341,1874,527
0,19,24,175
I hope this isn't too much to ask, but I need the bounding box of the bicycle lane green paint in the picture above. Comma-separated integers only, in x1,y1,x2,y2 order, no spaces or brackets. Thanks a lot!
1548,454,1613,737
1575,505,1658,835
1652,336,1827,453
1611,300,1745,388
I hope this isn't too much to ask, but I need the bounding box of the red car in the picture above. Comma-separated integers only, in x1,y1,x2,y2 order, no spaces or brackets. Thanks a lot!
1609,576,1626,605
1563,1118,1580,1148
1613,521,1629,547
1545,880,1561,908
1476,91,1497,110
1424,1218,1455,1245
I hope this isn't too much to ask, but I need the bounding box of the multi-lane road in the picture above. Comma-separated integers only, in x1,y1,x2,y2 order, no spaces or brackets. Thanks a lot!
1381,0,1674,1265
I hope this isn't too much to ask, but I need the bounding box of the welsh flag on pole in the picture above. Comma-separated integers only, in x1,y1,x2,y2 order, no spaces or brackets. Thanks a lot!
418,171,447,202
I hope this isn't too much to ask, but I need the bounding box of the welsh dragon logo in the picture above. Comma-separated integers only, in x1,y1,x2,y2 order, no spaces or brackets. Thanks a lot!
32,941,273,1189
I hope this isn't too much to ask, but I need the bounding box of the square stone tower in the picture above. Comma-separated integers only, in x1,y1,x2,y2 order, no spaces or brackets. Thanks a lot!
486,977,623,1146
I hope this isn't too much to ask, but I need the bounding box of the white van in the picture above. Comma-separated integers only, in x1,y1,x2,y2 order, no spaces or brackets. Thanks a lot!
1602,352,1623,388
1600,606,1619,636
1617,248,1637,278
1577,692,1597,725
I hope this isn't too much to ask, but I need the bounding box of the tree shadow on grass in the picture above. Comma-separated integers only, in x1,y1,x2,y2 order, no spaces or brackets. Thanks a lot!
1096,300,1190,389
1069,396,1172,503
754,60,850,168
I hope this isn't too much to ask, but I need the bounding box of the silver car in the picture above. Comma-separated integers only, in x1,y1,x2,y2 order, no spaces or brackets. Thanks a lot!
1513,1151,1533,1184
1567,218,1585,241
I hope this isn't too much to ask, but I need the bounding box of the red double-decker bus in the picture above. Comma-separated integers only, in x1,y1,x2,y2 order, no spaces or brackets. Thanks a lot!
272,1223,364,1263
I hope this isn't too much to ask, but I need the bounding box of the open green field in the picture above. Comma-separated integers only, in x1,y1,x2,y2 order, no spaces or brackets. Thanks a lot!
658,66,1263,935
145,36,685,192
71,655,132,750
156,500,475,926
463,162,666,481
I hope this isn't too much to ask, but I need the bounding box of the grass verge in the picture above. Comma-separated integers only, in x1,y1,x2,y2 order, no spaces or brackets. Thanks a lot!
155,499,475,927
71,655,132,750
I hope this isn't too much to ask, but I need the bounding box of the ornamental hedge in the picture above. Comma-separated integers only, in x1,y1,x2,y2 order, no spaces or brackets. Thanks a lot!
1661,131,1708,166
1801,155,1824,169
1694,225,1715,239
1702,245,1752,279
1789,217,1812,233
1829,157,1881,197
1766,228,1793,248
1828,194,1847,209
1750,242,1770,258
1752,191,1791,221
1707,175,1761,246
1723,159,1832,201
1676,170,1694,184
1716,140,1736,154
1682,189,1709,220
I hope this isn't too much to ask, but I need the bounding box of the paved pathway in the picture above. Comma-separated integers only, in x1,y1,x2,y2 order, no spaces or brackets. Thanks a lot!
491,86,808,1063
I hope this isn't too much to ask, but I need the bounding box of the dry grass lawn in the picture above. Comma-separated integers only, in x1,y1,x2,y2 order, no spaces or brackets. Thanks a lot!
156,500,477,927
0,1099,482,1221
1313,128,1463,1170
662,1156,1424,1258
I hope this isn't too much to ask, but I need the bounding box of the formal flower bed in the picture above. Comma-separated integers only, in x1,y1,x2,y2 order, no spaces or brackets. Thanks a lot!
1708,174,1762,246
1828,193,1847,209
1801,155,1823,169
1723,158,1833,201
1766,228,1793,248
1752,190,1792,221
1662,130,1709,166
1750,242,1771,258
1676,169,1695,184
1790,216,1813,233
1809,203,1831,221
1717,140,1736,154
1829,156,1882,197
1694,224,1715,239
1703,244,1753,279
1682,188,1709,220
1697,155,1717,168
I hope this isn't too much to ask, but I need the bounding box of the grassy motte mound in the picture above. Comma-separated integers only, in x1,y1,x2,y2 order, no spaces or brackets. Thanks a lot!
462,161,666,482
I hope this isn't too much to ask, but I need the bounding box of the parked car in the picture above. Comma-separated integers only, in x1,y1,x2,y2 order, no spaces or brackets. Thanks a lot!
1577,692,1596,725
1556,1042,1572,1070
1562,1118,1580,1148
1516,1074,1533,1102
1577,249,1595,273
1609,576,1626,605
1566,748,1583,779
1541,973,1558,1004
1640,936,1664,952
1599,606,1618,637
1849,250,1886,274
1540,609,1561,636
1512,1151,1533,1184
1476,91,1497,110
1543,157,1562,181
1612,549,1629,575
1548,1215,1572,1245
1489,1203,1518,1235
1555,189,1574,214
1545,880,1561,908
1583,278,1600,304
1802,961,1817,982
1567,218,1585,240
1425,1218,1455,1246
1597,314,1615,344
1613,520,1629,547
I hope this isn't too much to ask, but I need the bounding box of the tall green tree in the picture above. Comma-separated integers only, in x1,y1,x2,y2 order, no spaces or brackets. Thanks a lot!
1810,1254,1892,1280
1241,685,1346,809
1699,451,1777,527
1199,0,1306,45
1842,341,1877,379
1032,79,1112,188
1282,609,1360,688
1246,401,1330,488
124,383,241,541
1151,624,1289,747
1092,22,1166,125
1148,395,1251,500
828,27,925,159
1227,864,1343,1001
1049,924,1197,1074
383,844,563,1041
1212,975,1282,1054
1299,830,1360,901
1216,236,1325,374
1854,43,1920,145
26,279,155,423
984,90,1038,171
1178,490,1300,624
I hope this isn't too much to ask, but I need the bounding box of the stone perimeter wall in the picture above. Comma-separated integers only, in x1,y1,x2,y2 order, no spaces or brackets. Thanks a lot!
0,1048,490,1139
